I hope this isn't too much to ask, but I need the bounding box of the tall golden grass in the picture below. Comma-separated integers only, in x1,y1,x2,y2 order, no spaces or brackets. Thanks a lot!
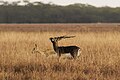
0,24,120,80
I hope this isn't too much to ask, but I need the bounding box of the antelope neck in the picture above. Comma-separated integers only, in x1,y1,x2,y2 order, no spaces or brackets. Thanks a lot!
52,42,58,52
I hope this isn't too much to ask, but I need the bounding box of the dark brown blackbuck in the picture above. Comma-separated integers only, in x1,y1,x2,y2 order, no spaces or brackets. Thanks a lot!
49,36,81,59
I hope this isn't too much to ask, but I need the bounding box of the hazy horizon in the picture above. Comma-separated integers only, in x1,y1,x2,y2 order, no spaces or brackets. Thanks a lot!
1,0,120,7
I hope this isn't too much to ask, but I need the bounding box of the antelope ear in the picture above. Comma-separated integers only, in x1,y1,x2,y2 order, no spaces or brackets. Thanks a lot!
49,38,52,40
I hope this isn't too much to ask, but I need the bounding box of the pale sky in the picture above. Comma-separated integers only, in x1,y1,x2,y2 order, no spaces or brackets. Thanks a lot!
1,0,120,7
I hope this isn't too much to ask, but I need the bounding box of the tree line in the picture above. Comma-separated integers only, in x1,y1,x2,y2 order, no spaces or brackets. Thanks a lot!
0,1,120,23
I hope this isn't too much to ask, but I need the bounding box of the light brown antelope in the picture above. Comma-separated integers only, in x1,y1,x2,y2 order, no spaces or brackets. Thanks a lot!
32,44,46,56
49,36,81,59
32,44,40,54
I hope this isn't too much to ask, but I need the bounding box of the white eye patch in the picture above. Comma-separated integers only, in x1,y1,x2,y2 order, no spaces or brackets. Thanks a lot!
51,39,55,41
52,39,54,41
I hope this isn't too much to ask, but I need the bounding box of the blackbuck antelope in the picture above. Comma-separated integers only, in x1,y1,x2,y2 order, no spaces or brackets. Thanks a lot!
49,36,81,59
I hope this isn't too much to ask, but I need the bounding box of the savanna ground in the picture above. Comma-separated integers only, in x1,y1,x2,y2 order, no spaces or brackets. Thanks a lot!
0,23,120,80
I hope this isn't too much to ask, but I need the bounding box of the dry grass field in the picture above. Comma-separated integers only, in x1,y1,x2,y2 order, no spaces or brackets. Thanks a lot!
0,23,120,80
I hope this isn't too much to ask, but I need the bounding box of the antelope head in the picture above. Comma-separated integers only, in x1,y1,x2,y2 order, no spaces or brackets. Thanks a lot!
49,35,75,43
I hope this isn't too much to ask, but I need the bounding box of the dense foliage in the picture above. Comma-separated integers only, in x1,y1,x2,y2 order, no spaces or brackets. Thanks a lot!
0,2,120,23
